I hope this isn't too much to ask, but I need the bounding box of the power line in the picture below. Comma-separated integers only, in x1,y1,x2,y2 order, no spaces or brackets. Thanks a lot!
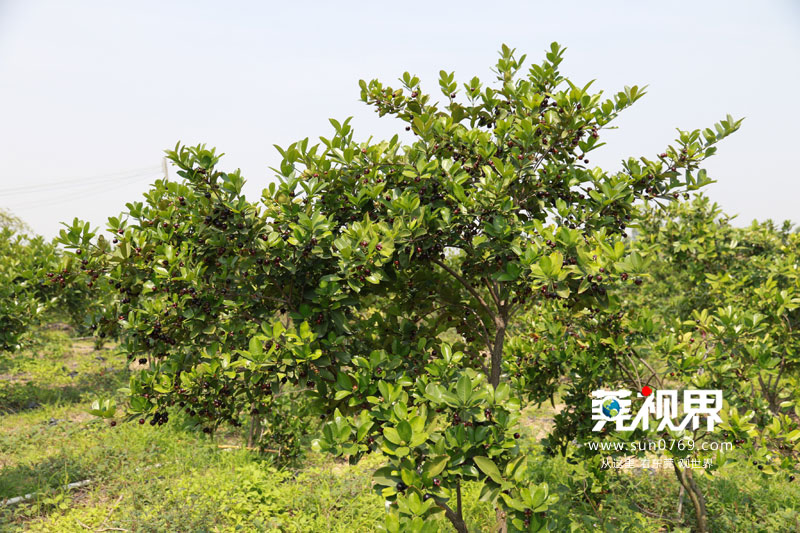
0,166,162,196
1,172,160,199
9,172,164,210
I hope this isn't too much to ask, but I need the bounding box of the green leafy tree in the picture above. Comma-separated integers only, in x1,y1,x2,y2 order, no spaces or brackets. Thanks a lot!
0,227,47,350
301,43,738,532
57,44,739,532
0,212,95,350
0,207,32,234
630,196,800,424
57,148,329,454
542,196,800,532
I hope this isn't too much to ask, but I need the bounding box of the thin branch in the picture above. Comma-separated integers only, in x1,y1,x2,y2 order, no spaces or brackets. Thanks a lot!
612,351,639,388
632,348,664,389
483,278,501,309
632,502,681,523
432,258,495,319
456,478,463,520
96,495,124,531
438,300,492,348
582,479,603,523
624,351,643,391
218,444,279,453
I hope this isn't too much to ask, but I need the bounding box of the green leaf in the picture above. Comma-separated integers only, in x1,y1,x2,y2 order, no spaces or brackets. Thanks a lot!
336,372,352,390
422,456,449,478
334,390,352,400
373,466,398,487
249,337,263,356
530,484,548,509
473,456,504,483
397,421,413,444
384,427,402,445
494,382,510,404
456,374,471,405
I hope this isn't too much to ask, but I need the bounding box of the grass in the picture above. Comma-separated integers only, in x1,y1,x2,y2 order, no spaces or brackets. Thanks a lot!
1,327,799,531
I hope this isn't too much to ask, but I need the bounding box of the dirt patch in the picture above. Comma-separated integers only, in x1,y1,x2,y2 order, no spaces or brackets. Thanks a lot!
71,342,96,355
329,461,351,476
520,402,565,440
42,323,73,332
67,410,94,424
0,371,28,385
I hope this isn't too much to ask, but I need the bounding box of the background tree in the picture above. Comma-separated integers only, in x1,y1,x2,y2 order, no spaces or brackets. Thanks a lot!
529,196,800,532
0,209,93,351
0,226,47,351
0,207,32,234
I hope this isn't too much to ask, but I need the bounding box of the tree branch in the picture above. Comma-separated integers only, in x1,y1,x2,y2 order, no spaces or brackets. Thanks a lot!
436,499,468,533
484,278,501,309
432,258,495,319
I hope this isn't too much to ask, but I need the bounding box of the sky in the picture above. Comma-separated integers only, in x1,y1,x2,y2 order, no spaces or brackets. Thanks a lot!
0,0,798,238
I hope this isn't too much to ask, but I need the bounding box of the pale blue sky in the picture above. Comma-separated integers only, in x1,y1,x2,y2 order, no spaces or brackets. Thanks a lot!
1,0,798,237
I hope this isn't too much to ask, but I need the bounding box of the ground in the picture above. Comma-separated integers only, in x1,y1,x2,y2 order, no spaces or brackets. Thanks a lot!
1,327,799,532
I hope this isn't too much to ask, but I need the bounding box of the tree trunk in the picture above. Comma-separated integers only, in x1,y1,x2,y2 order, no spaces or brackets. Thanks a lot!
440,506,469,533
673,463,708,533
247,413,262,448
438,479,469,533
495,507,508,532
489,320,506,389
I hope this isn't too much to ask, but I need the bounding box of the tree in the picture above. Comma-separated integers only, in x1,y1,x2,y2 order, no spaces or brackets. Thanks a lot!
636,197,800,524
58,43,739,532
0,211,70,351
538,196,800,532
0,216,102,352
1,227,43,350
0,207,32,234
